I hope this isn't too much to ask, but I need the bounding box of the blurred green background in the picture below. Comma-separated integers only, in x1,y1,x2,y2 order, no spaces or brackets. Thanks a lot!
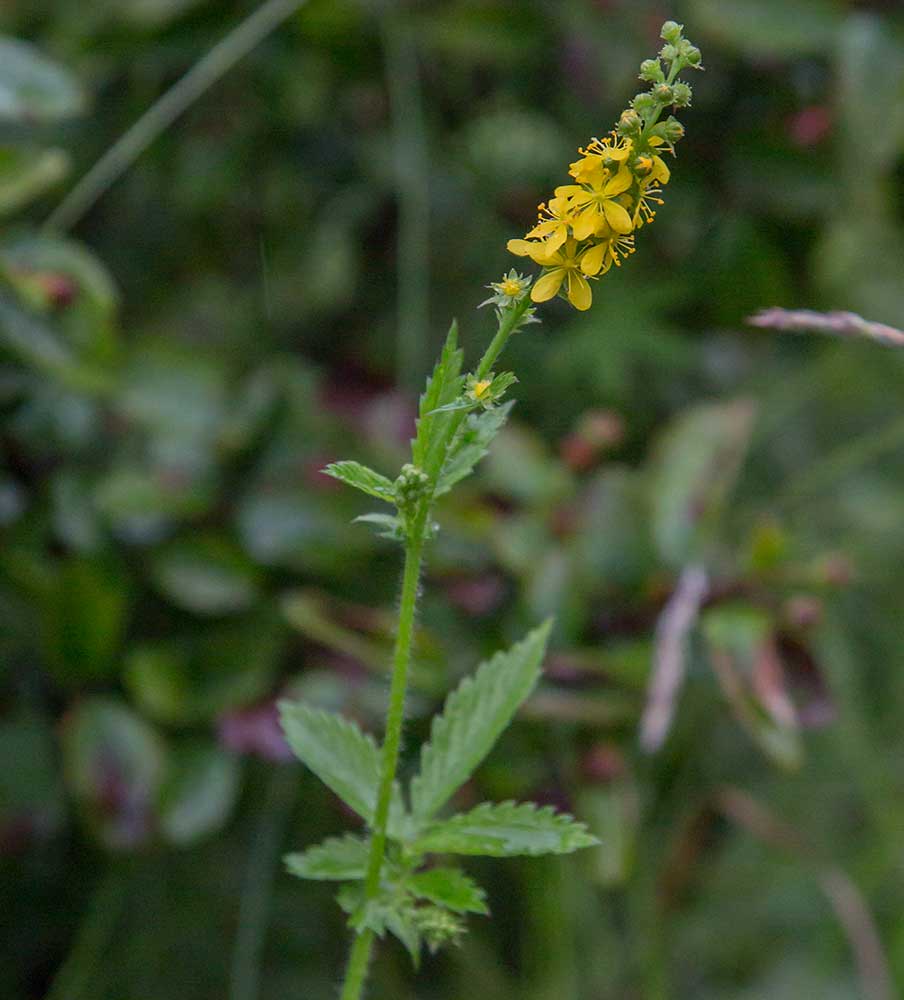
2,1,904,998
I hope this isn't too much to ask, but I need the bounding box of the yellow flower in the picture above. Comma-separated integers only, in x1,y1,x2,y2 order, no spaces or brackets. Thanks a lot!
471,379,492,401
529,238,598,311
519,195,574,259
578,233,635,275
555,166,635,240
568,135,632,188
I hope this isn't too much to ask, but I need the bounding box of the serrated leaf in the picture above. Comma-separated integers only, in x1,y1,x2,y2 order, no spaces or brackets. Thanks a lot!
410,621,552,820
354,512,404,540
413,321,465,477
337,886,422,965
322,461,396,502
435,401,513,497
414,801,599,857
278,701,405,833
410,868,488,914
285,833,370,880
385,907,422,966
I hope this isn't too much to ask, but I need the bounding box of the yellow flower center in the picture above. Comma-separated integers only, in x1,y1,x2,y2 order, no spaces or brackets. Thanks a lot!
473,380,492,399
500,279,522,296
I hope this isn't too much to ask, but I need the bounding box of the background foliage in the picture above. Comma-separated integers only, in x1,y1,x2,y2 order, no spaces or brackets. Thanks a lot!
2,1,904,998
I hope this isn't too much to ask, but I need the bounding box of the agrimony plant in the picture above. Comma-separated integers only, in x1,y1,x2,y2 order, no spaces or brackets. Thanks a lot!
279,21,702,999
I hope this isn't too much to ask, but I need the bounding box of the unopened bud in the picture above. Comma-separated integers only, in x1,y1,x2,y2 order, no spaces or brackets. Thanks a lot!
684,44,703,67
660,20,683,44
662,116,685,142
617,108,643,136
631,93,656,117
660,43,678,63
639,58,663,83
672,82,692,107
394,463,430,506
652,83,674,104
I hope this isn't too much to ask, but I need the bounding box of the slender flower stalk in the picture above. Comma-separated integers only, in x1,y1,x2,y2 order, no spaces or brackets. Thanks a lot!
278,21,702,1000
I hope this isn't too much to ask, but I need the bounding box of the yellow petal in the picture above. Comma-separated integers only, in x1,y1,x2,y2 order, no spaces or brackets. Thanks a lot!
555,184,584,199
567,271,592,311
572,205,598,241
604,165,633,197
544,226,567,256
603,199,633,235
525,219,556,239
507,238,534,256
580,242,607,275
531,268,566,302
652,155,671,184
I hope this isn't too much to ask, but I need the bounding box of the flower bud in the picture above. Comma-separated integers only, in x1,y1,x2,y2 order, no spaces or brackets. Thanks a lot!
652,83,674,104
631,93,656,118
659,43,678,63
394,463,431,507
631,154,654,177
639,58,663,82
660,20,683,44
683,44,703,67
661,116,685,142
617,107,643,137
672,82,692,107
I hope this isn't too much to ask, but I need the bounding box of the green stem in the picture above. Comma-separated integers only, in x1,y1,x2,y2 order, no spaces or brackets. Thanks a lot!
477,296,531,379
340,509,427,1000
383,11,430,392
338,299,525,1000
45,0,310,232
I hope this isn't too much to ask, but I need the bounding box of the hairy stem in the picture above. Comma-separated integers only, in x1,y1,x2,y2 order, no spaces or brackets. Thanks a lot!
340,509,426,1000
477,296,531,379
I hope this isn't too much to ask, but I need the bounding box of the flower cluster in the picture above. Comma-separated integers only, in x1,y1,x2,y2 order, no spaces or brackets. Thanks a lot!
507,21,701,310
